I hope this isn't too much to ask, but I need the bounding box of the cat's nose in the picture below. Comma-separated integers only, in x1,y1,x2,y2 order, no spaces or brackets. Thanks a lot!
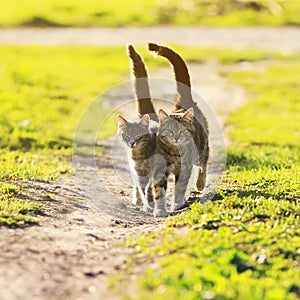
130,141,137,148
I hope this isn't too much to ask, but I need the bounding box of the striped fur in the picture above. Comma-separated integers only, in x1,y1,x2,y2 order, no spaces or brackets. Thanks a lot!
116,45,158,211
148,43,209,217
127,44,158,122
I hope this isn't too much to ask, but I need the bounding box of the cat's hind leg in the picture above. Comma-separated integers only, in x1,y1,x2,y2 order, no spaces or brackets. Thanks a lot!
173,166,192,211
145,181,154,203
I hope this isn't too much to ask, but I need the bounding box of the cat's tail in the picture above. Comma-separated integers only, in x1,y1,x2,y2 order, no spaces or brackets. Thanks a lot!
148,42,194,112
127,44,158,121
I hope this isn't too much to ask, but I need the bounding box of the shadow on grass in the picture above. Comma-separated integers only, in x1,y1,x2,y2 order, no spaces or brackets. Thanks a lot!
4,136,73,151
20,16,69,28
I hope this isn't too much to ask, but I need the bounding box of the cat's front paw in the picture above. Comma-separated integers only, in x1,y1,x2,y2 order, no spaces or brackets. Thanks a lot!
172,197,185,212
153,208,167,218
142,203,152,213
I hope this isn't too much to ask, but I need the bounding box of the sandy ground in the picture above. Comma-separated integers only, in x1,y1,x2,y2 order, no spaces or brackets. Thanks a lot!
0,27,299,52
0,27,299,300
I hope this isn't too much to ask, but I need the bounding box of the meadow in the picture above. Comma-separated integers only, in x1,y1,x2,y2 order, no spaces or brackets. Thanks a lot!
0,45,290,227
0,0,300,27
0,46,127,226
0,45,299,298
117,55,300,299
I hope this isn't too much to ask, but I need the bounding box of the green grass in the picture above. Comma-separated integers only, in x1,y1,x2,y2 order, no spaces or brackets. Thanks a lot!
115,57,300,298
0,182,39,226
0,46,127,150
0,43,298,234
0,45,134,226
0,0,300,27
228,63,300,146
0,43,299,297
0,44,183,227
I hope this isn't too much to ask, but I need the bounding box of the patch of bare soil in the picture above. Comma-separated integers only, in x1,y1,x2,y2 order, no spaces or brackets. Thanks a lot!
0,175,164,300
0,61,269,300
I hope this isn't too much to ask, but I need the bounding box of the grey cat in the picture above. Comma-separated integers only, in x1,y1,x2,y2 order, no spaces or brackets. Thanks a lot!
116,44,158,211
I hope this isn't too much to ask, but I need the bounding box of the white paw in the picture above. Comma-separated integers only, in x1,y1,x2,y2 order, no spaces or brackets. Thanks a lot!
131,194,137,205
131,186,138,205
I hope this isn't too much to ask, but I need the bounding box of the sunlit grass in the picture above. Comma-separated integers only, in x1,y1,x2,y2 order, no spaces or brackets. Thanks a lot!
117,55,300,299
0,0,300,27
0,44,170,226
0,182,39,227
0,149,71,181
227,63,300,146
0,46,132,150
0,45,133,226
0,44,298,236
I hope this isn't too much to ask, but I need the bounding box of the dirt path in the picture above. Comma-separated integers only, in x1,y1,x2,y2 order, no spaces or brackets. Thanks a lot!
0,59,262,299
1,26,298,300
0,26,300,52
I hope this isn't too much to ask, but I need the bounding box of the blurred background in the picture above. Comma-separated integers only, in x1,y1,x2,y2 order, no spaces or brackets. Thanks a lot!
0,1,299,300
0,0,299,27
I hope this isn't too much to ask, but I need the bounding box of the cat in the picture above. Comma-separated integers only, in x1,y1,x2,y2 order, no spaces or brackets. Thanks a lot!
147,43,209,217
116,44,158,212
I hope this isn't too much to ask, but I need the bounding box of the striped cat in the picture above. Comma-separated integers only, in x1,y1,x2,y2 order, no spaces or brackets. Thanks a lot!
148,43,209,217
116,44,158,212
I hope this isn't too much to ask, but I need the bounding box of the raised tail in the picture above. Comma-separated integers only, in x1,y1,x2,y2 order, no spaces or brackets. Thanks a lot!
127,44,158,121
148,42,194,112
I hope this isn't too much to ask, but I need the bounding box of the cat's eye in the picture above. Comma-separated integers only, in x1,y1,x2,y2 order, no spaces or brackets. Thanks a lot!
135,136,143,144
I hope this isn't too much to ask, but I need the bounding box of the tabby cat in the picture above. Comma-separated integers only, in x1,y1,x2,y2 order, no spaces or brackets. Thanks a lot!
117,43,209,217
148,43,209,217
116,44,158,211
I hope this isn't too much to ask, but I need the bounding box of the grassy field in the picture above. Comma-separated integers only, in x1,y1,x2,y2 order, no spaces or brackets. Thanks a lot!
0,0,300,27
113,58,300,298
0,45,292,227
0,45,299,297
0,46,132,226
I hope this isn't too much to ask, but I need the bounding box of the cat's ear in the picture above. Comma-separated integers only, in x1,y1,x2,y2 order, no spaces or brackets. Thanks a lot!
116,114,127,129
183,107,194,121
139,114,150,127
158,109,169,123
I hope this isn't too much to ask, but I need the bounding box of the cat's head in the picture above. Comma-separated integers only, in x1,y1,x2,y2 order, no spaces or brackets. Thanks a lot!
116,114,151,148
158,107,194,146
